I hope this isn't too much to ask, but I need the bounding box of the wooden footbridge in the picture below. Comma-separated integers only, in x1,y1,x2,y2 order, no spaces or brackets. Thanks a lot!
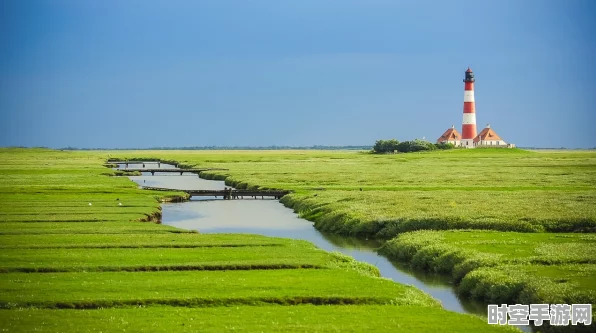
109,161,172,168
143,186,291,200
118,168,228,175
112,161,161,164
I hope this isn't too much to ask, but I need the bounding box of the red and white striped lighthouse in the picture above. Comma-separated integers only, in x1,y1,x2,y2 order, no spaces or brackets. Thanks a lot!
461,67,477,146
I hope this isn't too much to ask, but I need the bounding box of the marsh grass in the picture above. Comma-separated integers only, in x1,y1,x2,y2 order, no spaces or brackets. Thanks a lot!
0,305,521,333
105,149,596,236
0,148,578,331
459,264,596,305
380,230,596,307
0,269,437,309
105,149,596,321
0,222,192,235
282,190,596,237
0,245,335,272
0,233,289,248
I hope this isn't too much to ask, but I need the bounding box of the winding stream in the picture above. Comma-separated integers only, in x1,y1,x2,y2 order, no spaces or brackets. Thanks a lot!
119,162,528,330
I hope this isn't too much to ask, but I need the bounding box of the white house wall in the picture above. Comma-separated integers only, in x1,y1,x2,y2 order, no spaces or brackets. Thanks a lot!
477,140,507,146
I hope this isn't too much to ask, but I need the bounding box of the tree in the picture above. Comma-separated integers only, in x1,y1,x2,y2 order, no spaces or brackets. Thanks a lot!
396,139,437,153
373,139,400,153
374,138,453,154
435,142,456,150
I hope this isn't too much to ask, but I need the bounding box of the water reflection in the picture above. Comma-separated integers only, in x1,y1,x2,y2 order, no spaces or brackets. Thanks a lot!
318,231,383,249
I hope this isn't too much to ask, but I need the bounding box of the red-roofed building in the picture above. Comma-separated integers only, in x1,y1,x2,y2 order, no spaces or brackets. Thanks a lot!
436,125,462,145
473,124,511,147
436,124,514,148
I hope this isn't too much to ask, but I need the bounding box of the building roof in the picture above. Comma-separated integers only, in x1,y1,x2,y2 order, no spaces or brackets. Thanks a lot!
466,67,473,72
437,126,461,143
474,125,504,143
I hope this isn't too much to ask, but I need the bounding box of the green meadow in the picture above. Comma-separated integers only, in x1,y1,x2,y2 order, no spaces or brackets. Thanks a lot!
0,233,287,248
108,148,596,235
104,148,596,331
0,269,432,308
0,244,332,272
0,221,188,235
380,231,596,305
0,148,516,332
0,306,519,333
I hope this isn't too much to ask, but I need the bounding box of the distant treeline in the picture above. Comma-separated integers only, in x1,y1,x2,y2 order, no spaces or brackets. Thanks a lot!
59,145,373,151
372,139,455,153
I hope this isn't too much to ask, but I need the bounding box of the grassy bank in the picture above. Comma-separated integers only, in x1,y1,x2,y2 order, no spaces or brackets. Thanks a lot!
0,148,512,332
282,190,595,235
379,231,596,312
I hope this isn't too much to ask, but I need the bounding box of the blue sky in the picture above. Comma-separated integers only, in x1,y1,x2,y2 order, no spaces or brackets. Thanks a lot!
1,0,595,148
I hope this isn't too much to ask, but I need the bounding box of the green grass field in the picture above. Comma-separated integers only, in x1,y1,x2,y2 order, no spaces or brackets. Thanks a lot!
105,148,596,236
379,230,596,307
101,148,596,332
460,264,596,305
0,233,287,248
0,245,333,272
0,305,520,333
0,148,516,332
0,221,190,234
0,269,435,308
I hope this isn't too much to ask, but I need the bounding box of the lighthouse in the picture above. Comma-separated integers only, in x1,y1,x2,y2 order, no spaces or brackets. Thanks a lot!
436,67,514,148
461,67,477,147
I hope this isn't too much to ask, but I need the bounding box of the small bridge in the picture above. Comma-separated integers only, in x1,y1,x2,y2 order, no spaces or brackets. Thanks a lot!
109,161,171,168
143,186,291,200
110,161,161,164
118,168,228,175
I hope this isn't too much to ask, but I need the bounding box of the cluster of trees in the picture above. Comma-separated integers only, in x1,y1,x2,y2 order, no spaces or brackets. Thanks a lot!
373,139,455,153
372,139,400,153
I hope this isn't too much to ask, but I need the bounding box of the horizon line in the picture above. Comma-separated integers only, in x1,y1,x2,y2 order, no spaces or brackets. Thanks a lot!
1,145,595,151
